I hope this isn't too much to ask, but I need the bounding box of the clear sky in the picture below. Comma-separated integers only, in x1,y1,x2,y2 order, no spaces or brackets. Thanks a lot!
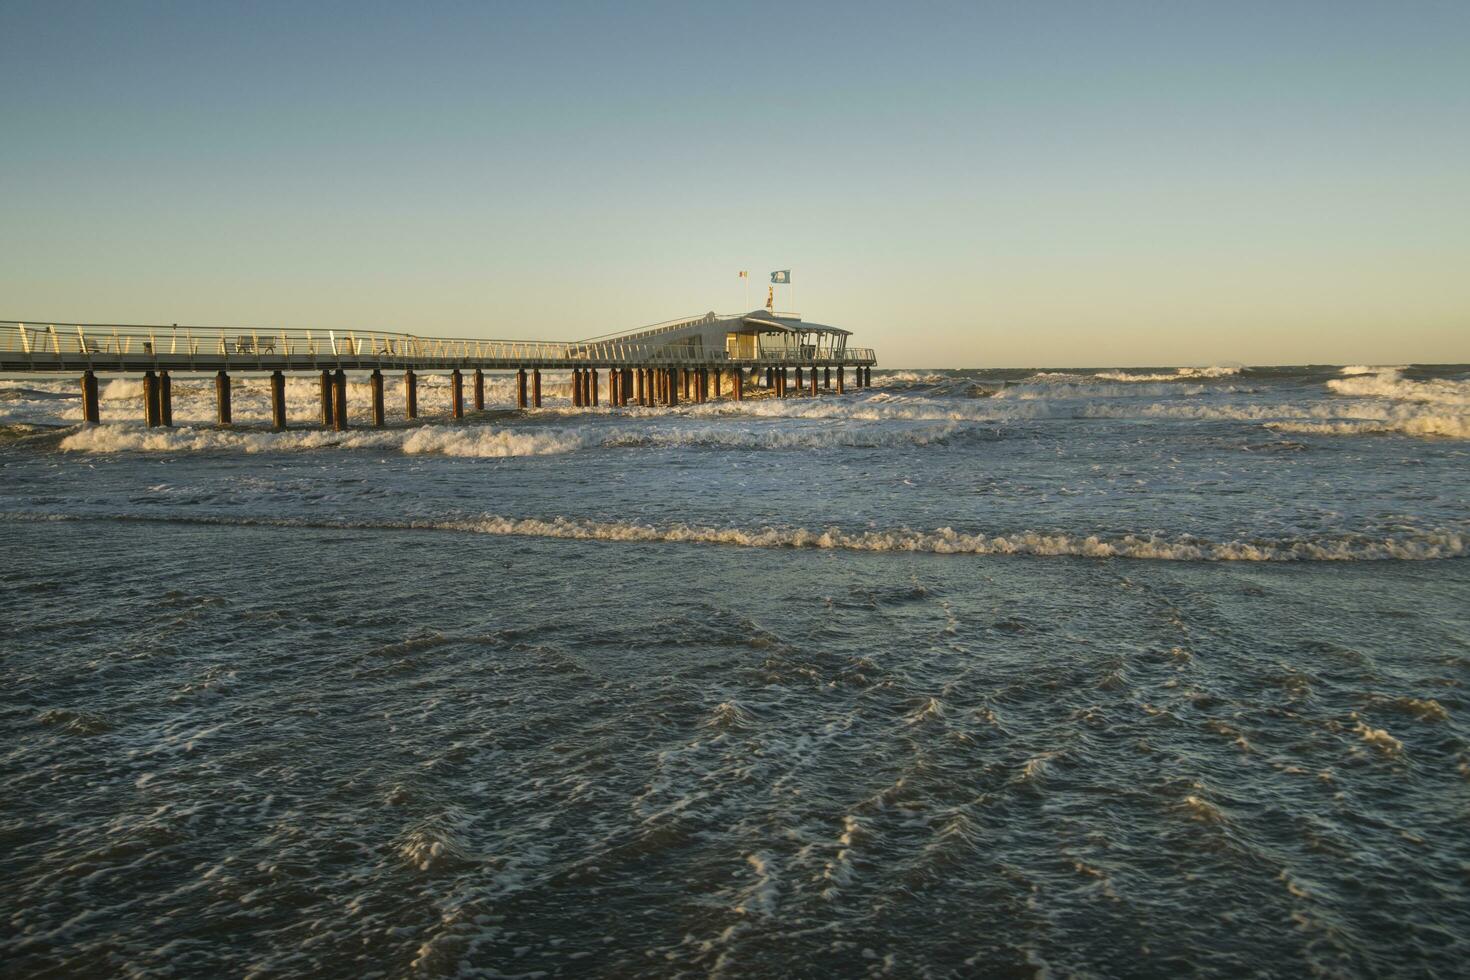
2,1,1467,367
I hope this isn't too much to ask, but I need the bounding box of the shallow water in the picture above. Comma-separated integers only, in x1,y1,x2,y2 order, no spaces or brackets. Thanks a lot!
2,364,1468,976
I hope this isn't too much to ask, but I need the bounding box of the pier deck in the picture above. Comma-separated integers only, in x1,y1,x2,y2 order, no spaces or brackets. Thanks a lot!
0,313,877,427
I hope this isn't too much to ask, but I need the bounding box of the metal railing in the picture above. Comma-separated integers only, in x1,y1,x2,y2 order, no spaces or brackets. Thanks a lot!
0,320,875,372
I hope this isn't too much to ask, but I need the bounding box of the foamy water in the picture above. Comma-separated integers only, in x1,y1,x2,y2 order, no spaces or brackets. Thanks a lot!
3,362,1468,976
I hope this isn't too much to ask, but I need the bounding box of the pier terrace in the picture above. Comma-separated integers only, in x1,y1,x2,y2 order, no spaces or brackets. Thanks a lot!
0,311,877,428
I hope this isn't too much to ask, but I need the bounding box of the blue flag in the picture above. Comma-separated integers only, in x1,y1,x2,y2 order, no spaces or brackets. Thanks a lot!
770,270,790,284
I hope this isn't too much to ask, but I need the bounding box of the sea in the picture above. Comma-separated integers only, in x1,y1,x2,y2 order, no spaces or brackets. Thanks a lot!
2,363,1467,977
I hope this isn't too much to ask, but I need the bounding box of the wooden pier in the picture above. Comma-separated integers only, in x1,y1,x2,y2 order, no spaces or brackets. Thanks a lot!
1,313,877,428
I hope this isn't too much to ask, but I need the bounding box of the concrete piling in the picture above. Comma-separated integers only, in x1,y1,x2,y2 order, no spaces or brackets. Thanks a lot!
159,371,173,426
668,368,678,406
333,369,349,431
516,368,528,409
824,367,831,389
271,370,287,430
319,370,335,427
474,369,485,411
532,369,542,407
733,369,743,401
81,371,100,425
404,369,418,420
370,370,385,427
451,369,464,419
810,366,818,396
215,370,231,425
796,367,803,390
142,370,158,426
591,368,599,406
837,365,845,393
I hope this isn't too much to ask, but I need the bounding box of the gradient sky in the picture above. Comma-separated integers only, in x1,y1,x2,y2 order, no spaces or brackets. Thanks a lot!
2,1,1467,367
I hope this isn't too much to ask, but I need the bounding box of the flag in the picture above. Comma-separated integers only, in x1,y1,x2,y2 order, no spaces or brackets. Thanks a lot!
770,270,790,284
738,270,748,279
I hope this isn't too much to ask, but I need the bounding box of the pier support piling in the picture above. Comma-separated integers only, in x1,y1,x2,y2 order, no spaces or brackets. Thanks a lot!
404,369,418,420
733,369,743,401
142,370,159,426
516,368,528,409
824,367,831,389
370,370,385,427
271,370,287,429
810,367,819,396
591,368,599,406
80,371,100,425
333,369,349,431
159,371,173,426
668,368,678,406
837,366,845,394
319,370,335,427
474,369,485,411
532,369,542,407
215,370,232,426
450,370,464,419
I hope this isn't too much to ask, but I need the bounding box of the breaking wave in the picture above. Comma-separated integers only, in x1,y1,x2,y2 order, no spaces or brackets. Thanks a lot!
56,419,980,456
1327,368,1470,406
1093,365,1243,382
5,510,1464,561
1266,413,1470,439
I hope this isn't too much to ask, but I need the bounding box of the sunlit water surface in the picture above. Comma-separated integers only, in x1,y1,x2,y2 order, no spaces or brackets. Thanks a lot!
3,364,1468,976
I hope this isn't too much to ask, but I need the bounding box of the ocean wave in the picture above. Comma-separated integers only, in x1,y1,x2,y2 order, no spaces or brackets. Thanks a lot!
1266,412,1470,439
56,419,979,456
1093,366,1243,382
1326,368,1470,406
6,510,1464,561
1339,365,1404,376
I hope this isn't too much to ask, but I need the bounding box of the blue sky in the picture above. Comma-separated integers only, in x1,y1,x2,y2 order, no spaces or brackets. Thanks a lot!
2,0,1467,366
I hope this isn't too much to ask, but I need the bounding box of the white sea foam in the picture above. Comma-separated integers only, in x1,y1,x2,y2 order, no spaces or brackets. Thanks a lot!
473,517,1466,559
1094,365,1242,382
57,419,976,456
1326,368,1470,405
1268,412,1470,439
14,510,1459,562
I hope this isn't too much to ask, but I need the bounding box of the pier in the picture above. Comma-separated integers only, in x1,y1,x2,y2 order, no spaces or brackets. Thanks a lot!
1,310,876,428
